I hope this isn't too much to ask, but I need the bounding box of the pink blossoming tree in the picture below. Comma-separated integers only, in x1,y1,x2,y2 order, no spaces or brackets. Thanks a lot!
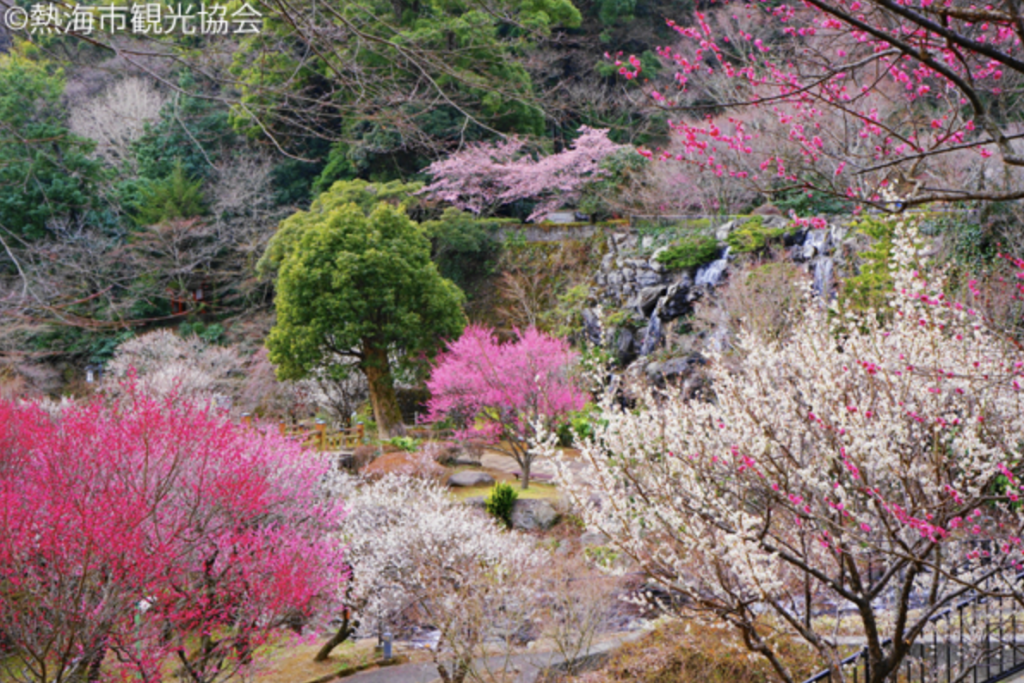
0,387,346,683
556,216,1024,683
418,126,626,221
615,0,1024,210
426,325,588,488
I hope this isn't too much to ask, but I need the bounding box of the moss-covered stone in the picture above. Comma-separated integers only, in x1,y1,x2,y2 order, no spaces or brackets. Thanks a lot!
655,234,720,270
725,216,798,254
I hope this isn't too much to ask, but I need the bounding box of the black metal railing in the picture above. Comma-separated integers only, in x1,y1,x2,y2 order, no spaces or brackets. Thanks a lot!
802,573,1024,683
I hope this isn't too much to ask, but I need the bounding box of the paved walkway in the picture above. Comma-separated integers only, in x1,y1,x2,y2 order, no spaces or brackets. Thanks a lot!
340,630,646,683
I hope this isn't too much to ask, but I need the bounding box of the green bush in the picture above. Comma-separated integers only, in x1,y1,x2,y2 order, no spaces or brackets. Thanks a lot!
557,405,598,447
485,482,518,529
134,162,208,225
386,435,421,452
178,321,224,344
655,233,720,270
726,216,797,254
422,208,502,291
839,215,896,312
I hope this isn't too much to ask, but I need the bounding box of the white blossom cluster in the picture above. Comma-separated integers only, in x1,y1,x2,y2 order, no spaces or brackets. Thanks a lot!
321,473,547,678
555,217,1024,680
104,329,242,403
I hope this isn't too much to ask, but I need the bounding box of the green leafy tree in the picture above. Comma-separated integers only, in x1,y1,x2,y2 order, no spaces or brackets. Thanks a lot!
134,162,209,225
266,198,465,438
228,0,581,177
0,49,103,238
257,179,423,278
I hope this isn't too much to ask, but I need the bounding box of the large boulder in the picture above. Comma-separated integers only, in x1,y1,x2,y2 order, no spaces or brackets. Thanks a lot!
511,499,560,531
655,274,694,321
463,496,487,509
582,308,602,346
447,471,496,487
645,354,704,382
714,219,738,241
645,354,707,397
614,327,636,367
636,270,664,288
633,285,666,317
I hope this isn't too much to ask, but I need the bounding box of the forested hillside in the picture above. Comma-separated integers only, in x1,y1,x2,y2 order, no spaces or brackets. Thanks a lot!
1,0,1022,401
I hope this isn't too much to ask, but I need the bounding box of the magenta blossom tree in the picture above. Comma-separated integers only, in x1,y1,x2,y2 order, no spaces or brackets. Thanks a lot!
426,325,588,488
0,386,346,683
418,126,626,221
610,0,1024,210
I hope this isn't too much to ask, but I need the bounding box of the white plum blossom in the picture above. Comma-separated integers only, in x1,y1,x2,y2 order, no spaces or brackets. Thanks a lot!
556,217,1024,683
320,473,547,683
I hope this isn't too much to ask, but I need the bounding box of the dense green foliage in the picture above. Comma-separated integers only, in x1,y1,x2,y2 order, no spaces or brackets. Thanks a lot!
485,481,519,528
257,179,424,278
133,162,208,225
725,217,797,254
655,234,720,270
230,0,582,179
266,200,465,377
423,209,504,290
839,215,896,312
265,193,465,436
0,51,103,238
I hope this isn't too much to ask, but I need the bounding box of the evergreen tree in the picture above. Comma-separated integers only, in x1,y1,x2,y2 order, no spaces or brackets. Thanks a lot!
266,194,465,438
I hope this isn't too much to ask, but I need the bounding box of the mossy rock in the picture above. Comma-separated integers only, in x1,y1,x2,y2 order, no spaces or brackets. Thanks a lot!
655,234,720,270
726,216,798,253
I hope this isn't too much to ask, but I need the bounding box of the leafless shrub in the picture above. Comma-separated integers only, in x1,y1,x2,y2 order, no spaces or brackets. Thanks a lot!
541,557,616,678
69,77,165,168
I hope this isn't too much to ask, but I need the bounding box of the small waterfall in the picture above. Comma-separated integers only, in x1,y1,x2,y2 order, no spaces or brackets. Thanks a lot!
812,256,834,297
638,314,662,356
801,228,830,261
695,247,730,287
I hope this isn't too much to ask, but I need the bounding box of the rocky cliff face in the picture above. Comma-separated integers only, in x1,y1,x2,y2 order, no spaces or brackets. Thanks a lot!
583,215,863,391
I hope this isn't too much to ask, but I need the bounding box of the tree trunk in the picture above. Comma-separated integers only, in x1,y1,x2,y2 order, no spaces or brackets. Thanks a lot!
314,613,355,662
362,342,404,440
520,458,531,490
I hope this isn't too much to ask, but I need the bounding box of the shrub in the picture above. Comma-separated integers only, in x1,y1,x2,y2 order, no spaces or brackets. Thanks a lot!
693,258,809,348
422,208,502,291
485,481,519,528
838,215,895,312
655,233,720,270
386,435,421,452
557,405,598,447
725,216,796,253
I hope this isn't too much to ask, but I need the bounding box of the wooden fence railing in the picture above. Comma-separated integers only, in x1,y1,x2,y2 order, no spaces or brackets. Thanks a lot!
240,414,366,451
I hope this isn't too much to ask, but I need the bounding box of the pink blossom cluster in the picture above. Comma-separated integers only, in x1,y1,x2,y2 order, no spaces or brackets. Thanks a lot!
618,0,1024,207
418,127,626,221
425,325,587,482
0,387,346,683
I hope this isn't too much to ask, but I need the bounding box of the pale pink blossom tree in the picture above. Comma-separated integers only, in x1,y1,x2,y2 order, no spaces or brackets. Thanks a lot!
556,216,1024,683
419,127,626,221
0,386,346,683
426,325,588,488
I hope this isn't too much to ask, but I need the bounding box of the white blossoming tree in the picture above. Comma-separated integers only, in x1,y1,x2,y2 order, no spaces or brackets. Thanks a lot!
557,218,1024,683
104,329,243,403
319,474,547,683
